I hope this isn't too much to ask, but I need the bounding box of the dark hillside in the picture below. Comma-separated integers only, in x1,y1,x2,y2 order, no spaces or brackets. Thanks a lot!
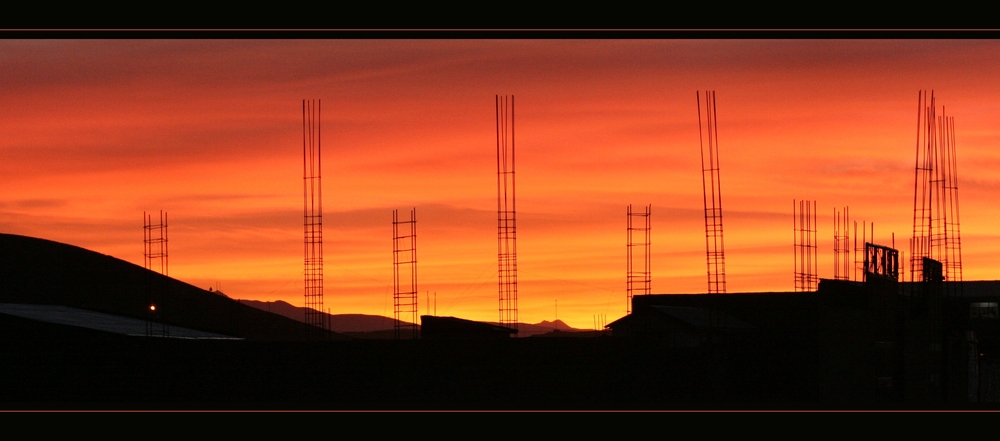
0,233,346,341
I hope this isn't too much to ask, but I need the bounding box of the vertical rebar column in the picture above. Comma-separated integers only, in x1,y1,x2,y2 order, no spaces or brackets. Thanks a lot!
144,211,169,276
626,204,651,314
911,90,935,282
497,95,518,332
910,90,964,294
942,114,963,289
393,208,418,340
934,107,963,298
793,200,801,291
793,200,817,292
697,91,726,294
811,202,817,290
303,99,325,332
930,106,949,273
834,207,850,280
143,210,168,337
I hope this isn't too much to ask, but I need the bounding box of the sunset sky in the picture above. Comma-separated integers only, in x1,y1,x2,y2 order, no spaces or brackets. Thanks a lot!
3,39,1000,329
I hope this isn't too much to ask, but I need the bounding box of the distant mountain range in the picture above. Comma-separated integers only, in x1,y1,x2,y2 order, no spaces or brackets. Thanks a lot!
238,299,585,337
237,299,403,333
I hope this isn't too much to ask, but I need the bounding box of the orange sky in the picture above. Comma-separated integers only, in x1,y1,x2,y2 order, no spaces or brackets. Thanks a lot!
3,39,1000,329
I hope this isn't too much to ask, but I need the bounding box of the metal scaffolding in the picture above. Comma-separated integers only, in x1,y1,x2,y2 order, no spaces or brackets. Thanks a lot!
144,210,168,276
793,200,818,292
910,90,963,291
626,204,651,314
393,208,418,340
942,114,964,287
303,99,325,332
697,90,726,294
497,95,518,332
143,210,169,337
911,90,936,283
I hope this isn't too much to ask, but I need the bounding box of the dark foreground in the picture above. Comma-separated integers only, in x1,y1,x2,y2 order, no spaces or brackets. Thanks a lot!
4,331,991,410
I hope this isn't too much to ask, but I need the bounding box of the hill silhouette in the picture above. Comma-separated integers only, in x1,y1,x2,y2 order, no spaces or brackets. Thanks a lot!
239,299,588,336
0,233,346,341
238,299,406,333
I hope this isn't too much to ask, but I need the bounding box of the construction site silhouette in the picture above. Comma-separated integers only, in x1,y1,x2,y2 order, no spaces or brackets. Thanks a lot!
1,90,997,410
